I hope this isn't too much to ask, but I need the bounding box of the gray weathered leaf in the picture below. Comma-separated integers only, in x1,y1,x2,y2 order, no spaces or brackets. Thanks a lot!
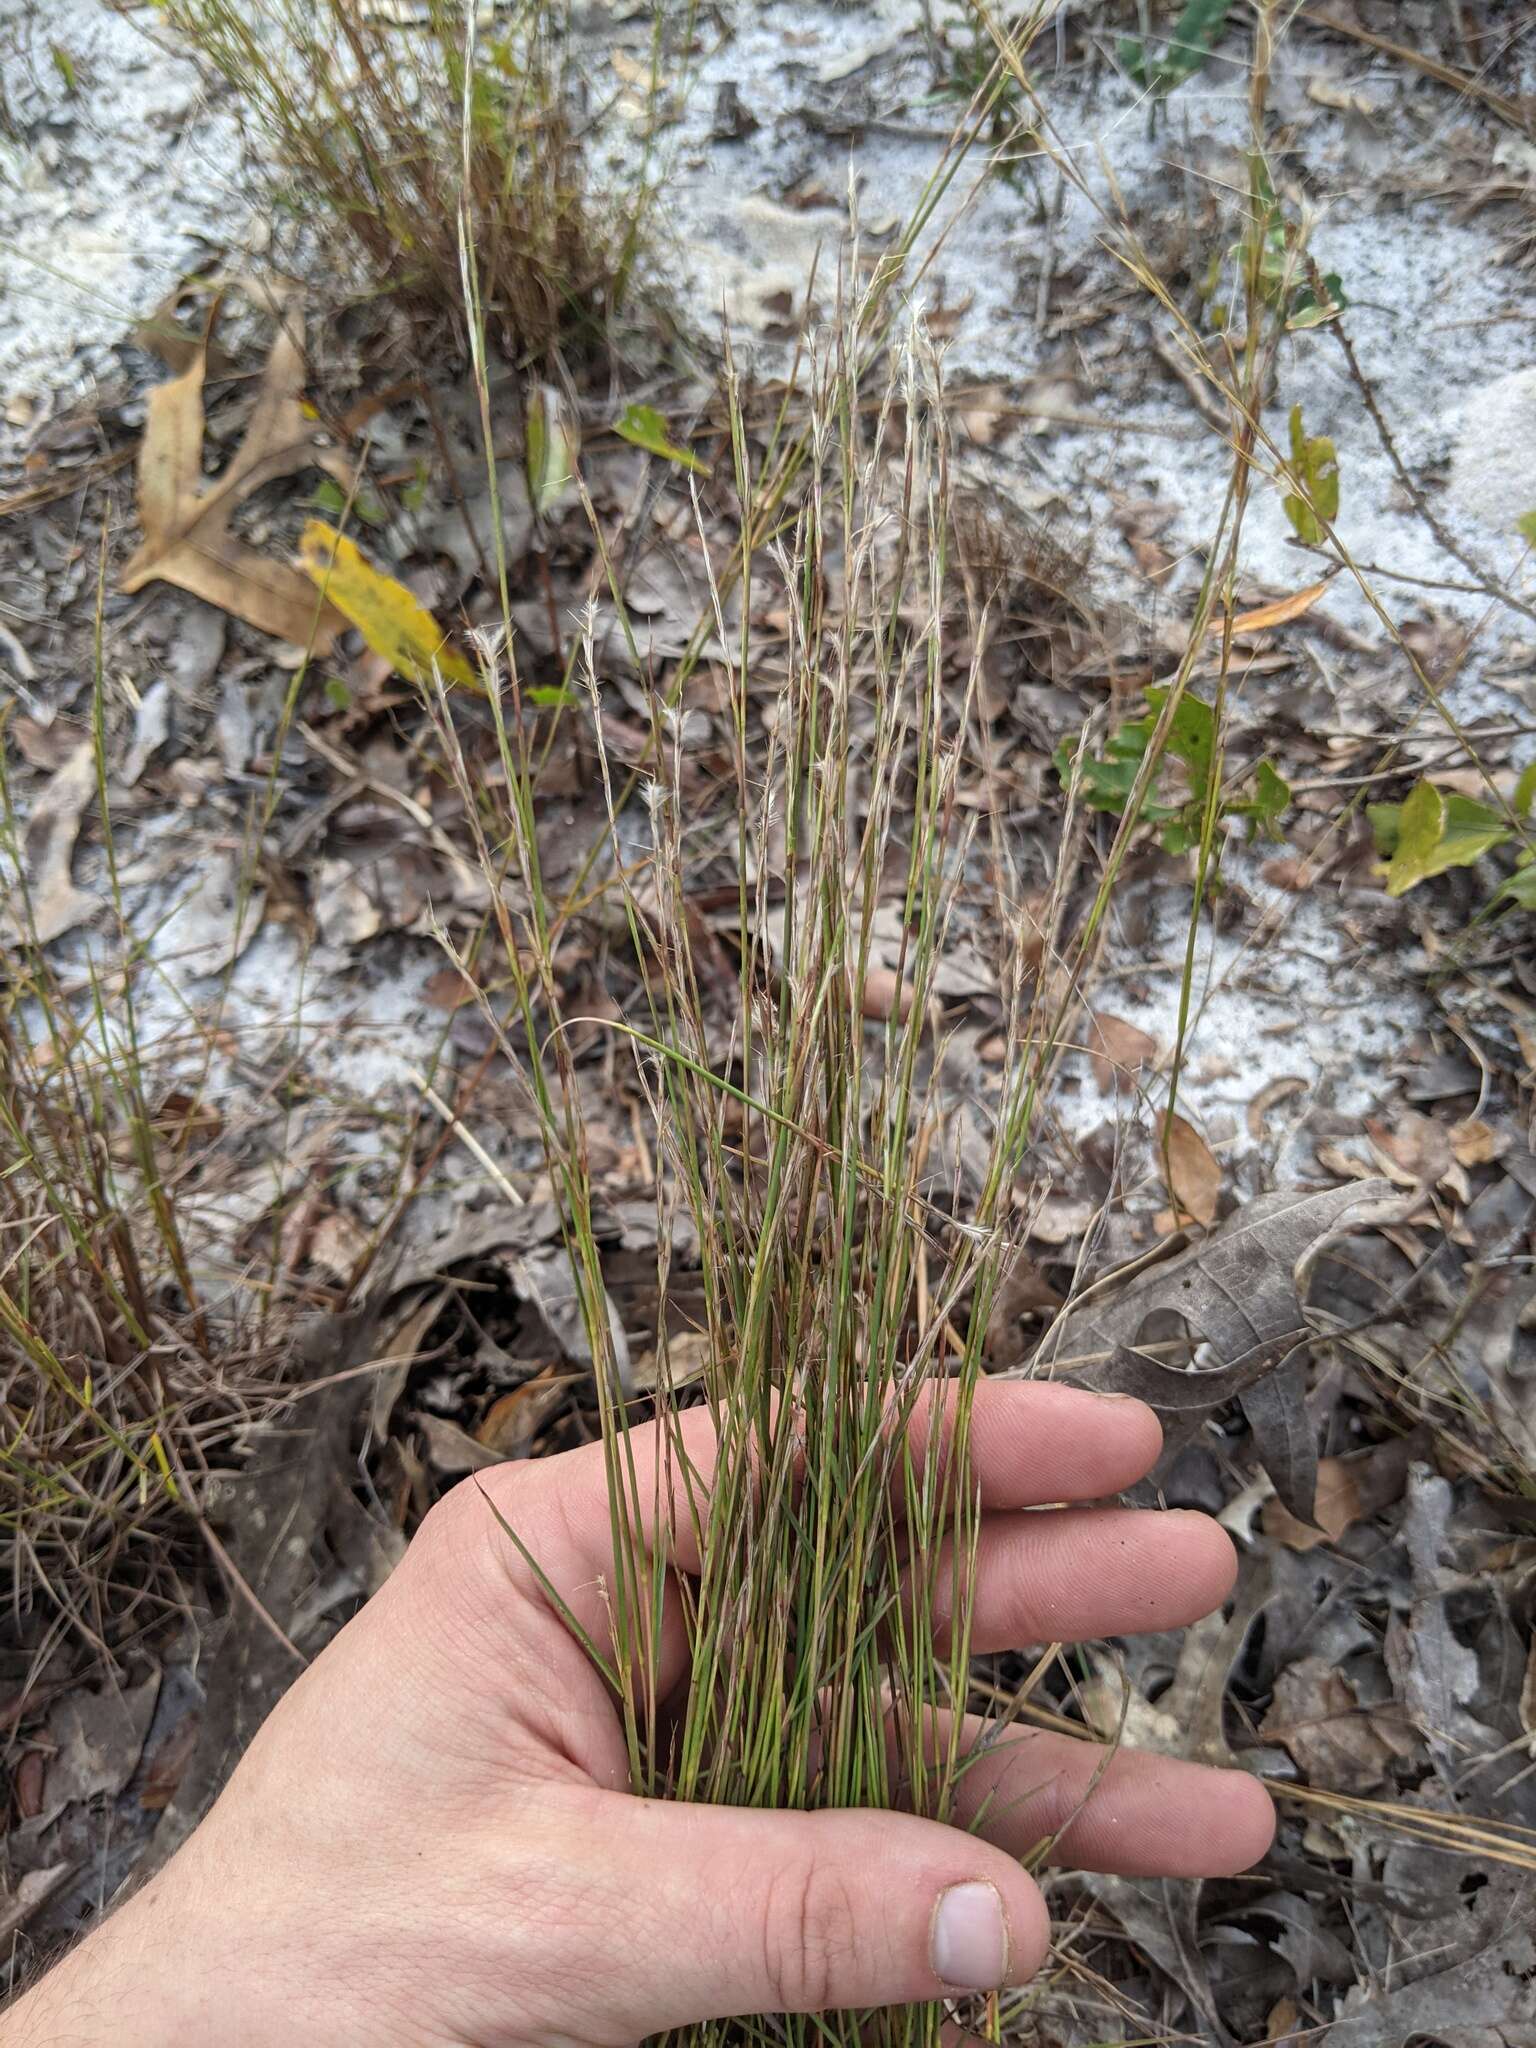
1383,1463,1497,1782
7,738,98,944
1321,1925,1536,2046
1238,1350,1317,1524
503,1242,634,1397
1022,1181,1397,1499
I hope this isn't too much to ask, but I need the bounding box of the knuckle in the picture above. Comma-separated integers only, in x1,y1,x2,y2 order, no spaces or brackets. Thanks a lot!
760,1855,861,2012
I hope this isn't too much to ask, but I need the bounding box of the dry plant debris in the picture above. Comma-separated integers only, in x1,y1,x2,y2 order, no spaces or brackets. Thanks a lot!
5,2,1536,2039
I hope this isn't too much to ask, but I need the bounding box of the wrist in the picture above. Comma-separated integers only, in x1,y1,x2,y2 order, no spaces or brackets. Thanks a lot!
5,1853,286,2048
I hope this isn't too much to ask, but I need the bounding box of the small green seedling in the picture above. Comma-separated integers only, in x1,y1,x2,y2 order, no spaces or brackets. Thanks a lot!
1200,163,1346,337
1369,765,1536,903
305,477,387,528
614,403,710,476
1121,0,1232,96
1282,404,1340,544
1056,685,1290,855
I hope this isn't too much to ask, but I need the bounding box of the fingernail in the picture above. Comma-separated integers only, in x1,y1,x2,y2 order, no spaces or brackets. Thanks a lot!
930,1881,1009,1991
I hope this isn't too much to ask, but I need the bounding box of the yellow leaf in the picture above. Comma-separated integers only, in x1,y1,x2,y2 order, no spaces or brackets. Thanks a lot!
297,522,481,692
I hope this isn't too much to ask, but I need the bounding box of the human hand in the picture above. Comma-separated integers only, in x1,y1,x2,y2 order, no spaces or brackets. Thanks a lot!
9,1381,1273,2047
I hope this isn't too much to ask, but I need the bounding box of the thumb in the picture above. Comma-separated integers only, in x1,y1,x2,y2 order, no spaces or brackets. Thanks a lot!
590,1798,1050,2032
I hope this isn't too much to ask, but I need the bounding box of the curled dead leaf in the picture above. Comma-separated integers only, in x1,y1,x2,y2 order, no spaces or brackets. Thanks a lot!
1161,1108,1221,1225
1261,1656,1415,1792
475,1373,569,1458
1216,577,1334,637
1260,1443,1410,1552
861,963,919,1023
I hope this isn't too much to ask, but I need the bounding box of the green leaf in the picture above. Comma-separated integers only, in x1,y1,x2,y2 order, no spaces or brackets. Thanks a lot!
1383,780,1512,896
525,685,577,708
526,382,579,520
1517,509,1536,545
1120,0,1233,93
51,43,78,92
1499,859,1536,910
1230,758,1291,840
614,403,710,476
1516,761,1536,819
1282,403,1340,544
305,477,385,527
1054,730,1148,814
1368,800,1403,856
1287,271,1347,331
1384,779,1445,896
1144,684,1215,800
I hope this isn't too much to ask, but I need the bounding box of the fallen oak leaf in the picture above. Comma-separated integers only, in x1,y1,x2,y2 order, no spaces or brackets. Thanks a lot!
1239,1349,1317,1524
1319,1928,1536,2047
297,522,482,692
1023,1180,1397,1499
1260,1655,1416,1793
121,305,350,650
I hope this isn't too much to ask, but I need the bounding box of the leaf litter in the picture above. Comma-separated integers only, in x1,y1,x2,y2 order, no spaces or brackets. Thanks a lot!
6,5,1536,2040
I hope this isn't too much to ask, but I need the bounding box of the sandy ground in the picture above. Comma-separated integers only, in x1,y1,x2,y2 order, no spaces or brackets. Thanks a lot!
0,0,252,401
5,0,1535,1234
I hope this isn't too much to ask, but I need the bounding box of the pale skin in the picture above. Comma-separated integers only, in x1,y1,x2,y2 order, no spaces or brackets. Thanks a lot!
8,1381,1275,2047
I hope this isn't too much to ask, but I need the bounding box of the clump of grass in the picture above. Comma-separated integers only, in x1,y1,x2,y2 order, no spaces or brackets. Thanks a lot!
416,244,1083,2040
162,0,650,362
0,714,281,1653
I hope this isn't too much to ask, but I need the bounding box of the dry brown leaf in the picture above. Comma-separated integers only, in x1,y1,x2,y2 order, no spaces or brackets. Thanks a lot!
1315,1139,1377,1182
1246,1074,1308,1141
1365,1110,1453,1189
308,1210,373,1284
424,967,481,1010
1161,1109,1221,1225
1449,1116,1508,1167
1305,75,1382,119
861,963,919,1024
1218,577,1334,636
1262,1454,1363,1551
475,1373,569,1458
1021,1192,1099,1245
415,1410,503,1475
1087,1011,1156,1096
1260,1656,1415,1792
1038,1181,1395,1504
629,1330,713,1393
121,308,351,649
